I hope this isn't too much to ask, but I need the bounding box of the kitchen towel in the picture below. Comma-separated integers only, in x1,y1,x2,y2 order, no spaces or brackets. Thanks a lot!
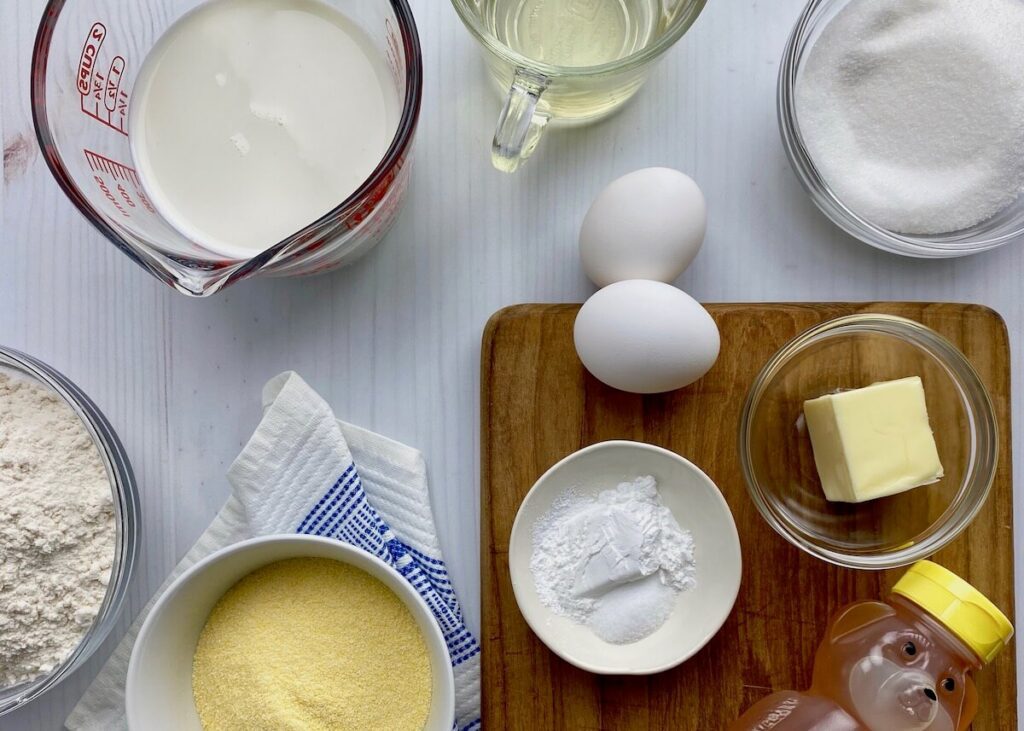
66,371,481,731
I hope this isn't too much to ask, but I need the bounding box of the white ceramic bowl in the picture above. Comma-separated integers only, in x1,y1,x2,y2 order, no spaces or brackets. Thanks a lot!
126,535,455,730
509,440,742,675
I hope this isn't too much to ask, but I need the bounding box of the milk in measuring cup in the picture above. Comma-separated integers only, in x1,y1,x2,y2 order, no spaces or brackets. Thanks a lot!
129,0,400,259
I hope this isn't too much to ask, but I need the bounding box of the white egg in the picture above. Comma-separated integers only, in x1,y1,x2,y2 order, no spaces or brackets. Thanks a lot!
574,280,720,394
579,168,707,288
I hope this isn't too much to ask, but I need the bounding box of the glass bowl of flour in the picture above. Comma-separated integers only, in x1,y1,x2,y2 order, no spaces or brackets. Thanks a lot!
779,0,1024,257
0,347,139,717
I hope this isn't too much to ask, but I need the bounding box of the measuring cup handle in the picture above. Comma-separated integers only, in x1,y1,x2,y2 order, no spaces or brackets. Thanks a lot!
491,69,550,173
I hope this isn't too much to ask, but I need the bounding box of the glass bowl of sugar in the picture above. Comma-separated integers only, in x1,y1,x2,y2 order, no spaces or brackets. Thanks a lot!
739,315,998,570
778,0,1024,257
0,347,139,718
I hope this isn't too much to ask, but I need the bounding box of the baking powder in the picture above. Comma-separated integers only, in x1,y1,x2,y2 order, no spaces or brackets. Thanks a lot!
530,475,697,644
0,372,115,686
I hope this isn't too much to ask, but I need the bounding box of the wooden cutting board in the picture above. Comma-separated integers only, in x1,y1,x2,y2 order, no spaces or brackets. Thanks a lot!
481,302,1016,730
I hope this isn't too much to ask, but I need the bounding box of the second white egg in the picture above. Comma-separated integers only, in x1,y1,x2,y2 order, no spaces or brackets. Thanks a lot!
579,168,707,288
573,280,720,394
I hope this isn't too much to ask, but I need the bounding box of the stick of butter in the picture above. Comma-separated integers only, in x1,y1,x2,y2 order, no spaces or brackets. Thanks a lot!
803,376,944,503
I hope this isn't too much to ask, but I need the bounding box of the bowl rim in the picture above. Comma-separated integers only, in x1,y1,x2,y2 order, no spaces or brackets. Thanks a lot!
508,439,742,675
739,314,999,569
449,0,708,79
125,534,455,730
0,346,138,718
777,0,1024,258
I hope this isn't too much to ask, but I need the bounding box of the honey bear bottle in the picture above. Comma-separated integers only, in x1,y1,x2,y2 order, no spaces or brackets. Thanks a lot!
732,561,1013,731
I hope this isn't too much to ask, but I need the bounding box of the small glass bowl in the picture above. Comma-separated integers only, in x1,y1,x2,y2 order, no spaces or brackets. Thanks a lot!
739,315,998,569
0,347,139,718
778,0,1024,257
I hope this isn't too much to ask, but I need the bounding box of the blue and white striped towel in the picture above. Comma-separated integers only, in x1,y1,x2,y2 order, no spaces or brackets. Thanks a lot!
66,372,480,731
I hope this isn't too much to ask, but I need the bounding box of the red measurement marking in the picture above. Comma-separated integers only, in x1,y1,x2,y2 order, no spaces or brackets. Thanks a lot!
83,149,157,217
92,174,130,217
83,148,140,186
104,56,125,112
78,21,129,136
136,189,156,214
384,19,401,88
77,22,105,95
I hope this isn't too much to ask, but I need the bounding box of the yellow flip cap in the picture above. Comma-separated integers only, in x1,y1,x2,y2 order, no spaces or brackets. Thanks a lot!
893,560,1014,666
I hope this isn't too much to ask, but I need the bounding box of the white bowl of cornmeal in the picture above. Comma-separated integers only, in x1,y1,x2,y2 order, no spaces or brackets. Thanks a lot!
126,535,454,730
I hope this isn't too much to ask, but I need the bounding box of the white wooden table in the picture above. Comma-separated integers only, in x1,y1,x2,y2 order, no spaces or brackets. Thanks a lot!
2,0,1022,727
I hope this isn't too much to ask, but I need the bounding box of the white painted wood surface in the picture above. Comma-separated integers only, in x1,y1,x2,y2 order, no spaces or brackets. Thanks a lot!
2,0,1022,727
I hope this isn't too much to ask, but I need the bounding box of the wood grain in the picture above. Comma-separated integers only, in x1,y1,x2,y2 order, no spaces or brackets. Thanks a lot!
481,302,1016,730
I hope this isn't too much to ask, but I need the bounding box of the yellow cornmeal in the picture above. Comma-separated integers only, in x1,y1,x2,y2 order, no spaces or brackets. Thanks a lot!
192,557,431,731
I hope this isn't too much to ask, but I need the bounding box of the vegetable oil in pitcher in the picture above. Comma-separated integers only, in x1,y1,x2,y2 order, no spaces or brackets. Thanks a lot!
481,0,667,67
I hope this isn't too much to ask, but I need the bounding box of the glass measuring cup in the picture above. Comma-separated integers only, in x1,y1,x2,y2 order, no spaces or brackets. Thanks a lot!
451,0,707,172
31,0,422,296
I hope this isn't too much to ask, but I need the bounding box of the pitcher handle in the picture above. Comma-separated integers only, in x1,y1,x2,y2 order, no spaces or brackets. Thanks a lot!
492,69,550,173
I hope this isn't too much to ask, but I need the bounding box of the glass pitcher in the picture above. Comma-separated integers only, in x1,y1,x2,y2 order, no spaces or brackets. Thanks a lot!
450,0,707,172
31,0,422,296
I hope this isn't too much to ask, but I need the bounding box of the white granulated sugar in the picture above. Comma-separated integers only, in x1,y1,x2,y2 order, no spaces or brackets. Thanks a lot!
588,574,677,644
530,475,696,645
796,0,1024,234
0,372,115,686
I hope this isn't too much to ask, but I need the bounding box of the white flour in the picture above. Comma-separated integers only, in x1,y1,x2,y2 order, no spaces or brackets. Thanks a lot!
0,372,115,686
530,476,696,644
